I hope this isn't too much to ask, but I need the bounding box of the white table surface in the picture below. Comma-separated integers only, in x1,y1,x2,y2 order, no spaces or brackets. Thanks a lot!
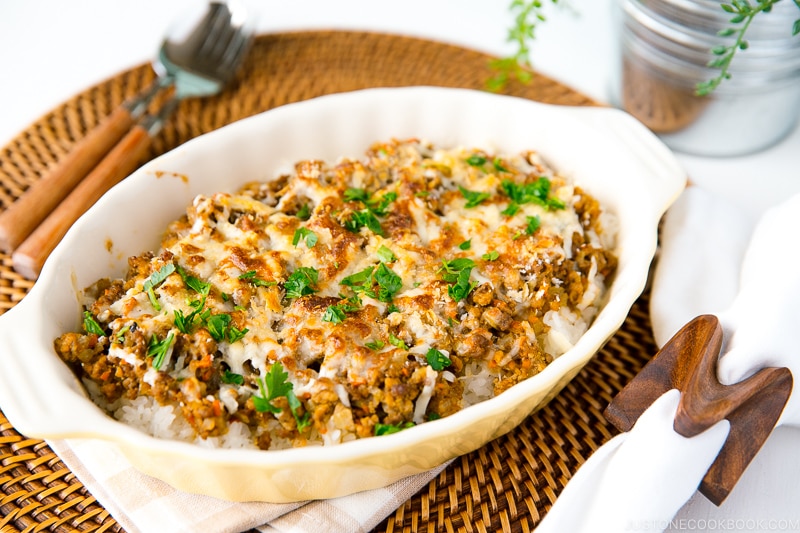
1,1,799,531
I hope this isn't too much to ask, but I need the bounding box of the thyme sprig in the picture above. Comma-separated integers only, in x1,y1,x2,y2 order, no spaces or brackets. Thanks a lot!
488,0,562,92
696,0,800,96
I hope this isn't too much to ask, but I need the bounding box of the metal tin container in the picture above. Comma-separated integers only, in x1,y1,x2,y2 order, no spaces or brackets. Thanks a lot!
614,0,800,156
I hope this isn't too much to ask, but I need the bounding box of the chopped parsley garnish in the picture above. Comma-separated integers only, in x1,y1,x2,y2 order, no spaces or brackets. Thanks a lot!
438,258,478,302
374,263,402,302
344,209,383,236
389,333,409,351
438,258,476,283
295,203,311,221
322,296,361,324
292,227,318,248
492,158,510,173
222,370,245,385
176,264,211,296
339,263,402,303
501,177,565,215
173,300,210,334
377,245,397,263
143,263,176,311
482,250,500,261
375,421,414,436
147,331,175,370
342,188,397,234
466,154,487,167
341,266,375,289
365,339,385,350
253,362,310,430
238,270,276,287
526,215,541,235
386,303,401,314
205,313,249,343
458,240,472,250
83,311,105,336
284,267,319,299
458,186,491,208
426,348,452,371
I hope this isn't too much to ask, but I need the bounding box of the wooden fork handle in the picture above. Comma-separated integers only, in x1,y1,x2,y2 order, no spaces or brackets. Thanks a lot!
11,125,152,280
0,106,137,254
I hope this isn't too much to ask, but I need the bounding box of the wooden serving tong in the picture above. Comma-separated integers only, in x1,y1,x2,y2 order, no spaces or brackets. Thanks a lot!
605,314,793,506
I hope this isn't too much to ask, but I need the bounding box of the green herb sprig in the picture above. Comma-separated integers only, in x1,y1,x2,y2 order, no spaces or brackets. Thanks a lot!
696,0,800,95
488,0,562,91
252,362,311,430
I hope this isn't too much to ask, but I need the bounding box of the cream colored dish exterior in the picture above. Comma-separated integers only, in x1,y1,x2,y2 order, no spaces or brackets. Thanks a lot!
0,87,686,502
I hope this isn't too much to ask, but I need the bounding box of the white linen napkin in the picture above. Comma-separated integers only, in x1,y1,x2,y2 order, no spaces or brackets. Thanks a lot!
46,437,449,533
538,185,799,531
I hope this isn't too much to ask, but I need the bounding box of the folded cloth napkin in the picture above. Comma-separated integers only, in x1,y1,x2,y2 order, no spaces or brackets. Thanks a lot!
46,437,449,533
538,185,799,531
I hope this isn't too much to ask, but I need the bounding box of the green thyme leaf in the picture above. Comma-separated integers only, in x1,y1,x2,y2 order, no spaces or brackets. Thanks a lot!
426,348,452,371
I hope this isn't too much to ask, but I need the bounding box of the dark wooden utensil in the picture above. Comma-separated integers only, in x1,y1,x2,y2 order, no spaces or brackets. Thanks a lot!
605,314,792,505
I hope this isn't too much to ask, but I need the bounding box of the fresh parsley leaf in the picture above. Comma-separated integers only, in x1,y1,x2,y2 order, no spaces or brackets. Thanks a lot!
341,266,375,288
369,192,397,216
284,267,319,299
365,340,385,350
458,240,472,250
238,270,276,287
222,370,245,385
82,311,105,336
322,305,347,324
526,215,541,235
345,209,383,235
389,333,409,351
438,258,476,283
143,263,176,311
292,227,318,248
386,303,401,314
492,157,509,173
147,331,175,370
466,154,487,167
374,263,402,302
501,202,520,216
458,186,491,208
296,203,311,221
176,264,211,296
482,250,500,261
426,348,452,371
375,421,414,436
344,187,370,203
287,390,311,431
205,313,232,342
227,325,249,344
252,362,295,415
501,178,565,211
448,266,478,303
377,245,397,263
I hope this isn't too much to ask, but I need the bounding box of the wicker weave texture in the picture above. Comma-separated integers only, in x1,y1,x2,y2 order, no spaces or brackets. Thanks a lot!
0,31,648,533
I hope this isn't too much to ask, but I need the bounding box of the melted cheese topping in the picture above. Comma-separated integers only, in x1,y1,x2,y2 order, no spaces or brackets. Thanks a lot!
55,139,618,450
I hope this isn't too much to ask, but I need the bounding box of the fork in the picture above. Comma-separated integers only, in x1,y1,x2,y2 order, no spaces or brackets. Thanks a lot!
5,1,253,280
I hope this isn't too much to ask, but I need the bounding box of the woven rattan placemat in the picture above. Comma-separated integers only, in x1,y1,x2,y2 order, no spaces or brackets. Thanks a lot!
0,31,656,533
